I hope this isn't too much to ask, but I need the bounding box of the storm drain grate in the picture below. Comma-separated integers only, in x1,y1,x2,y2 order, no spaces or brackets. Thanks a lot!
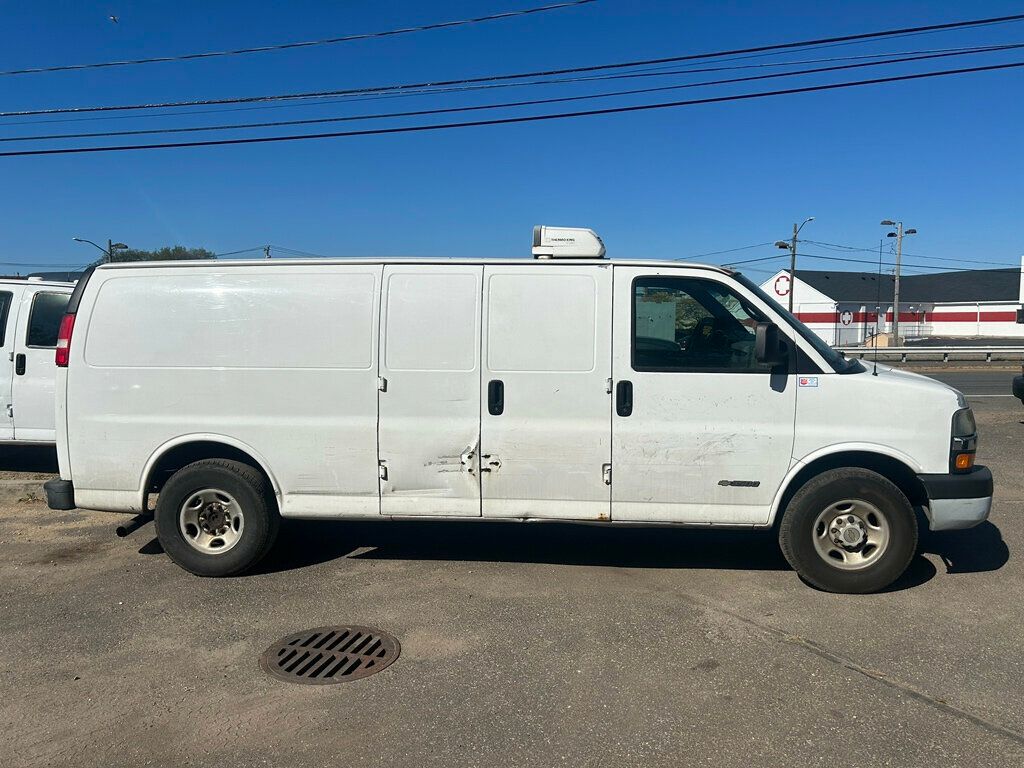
259,625,400,685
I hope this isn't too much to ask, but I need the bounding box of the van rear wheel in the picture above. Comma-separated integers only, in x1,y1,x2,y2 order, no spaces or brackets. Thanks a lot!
779,468,917,593
155,459,279,577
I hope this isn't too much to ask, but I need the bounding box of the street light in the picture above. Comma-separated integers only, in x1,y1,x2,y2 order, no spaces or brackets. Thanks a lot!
776,216,814,312
73,237,128,262
878,220,917,346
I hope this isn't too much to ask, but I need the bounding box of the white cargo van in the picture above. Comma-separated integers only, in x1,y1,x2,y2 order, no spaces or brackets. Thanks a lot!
0,278,73,443
44,227,992,592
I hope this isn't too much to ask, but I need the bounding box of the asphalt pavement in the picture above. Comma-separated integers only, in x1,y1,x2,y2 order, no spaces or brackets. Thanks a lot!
912,367,1020,397
1,394,1022,767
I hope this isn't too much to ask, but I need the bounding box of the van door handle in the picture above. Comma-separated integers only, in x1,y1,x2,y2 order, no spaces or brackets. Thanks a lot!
488,379,504,416
616,380,633,417
14,354,25,376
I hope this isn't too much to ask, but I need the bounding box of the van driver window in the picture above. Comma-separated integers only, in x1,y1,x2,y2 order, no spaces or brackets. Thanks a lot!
27,292,71,348
632,277,766,372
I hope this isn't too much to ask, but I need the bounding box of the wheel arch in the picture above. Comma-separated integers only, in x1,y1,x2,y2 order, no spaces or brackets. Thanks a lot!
769,445,928,527
139,434,281,511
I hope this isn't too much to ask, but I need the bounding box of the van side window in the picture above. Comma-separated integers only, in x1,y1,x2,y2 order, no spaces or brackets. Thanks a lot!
632,277,766,372
0,291,11,347
26,292,71,348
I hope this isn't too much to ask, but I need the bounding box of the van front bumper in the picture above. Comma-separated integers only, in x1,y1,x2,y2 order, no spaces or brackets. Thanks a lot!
44,478,75,511
917,465,993,531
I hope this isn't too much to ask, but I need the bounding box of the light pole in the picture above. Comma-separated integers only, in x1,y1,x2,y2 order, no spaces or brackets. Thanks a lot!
774,216,814,312
879,220,917,346
73,237,128,263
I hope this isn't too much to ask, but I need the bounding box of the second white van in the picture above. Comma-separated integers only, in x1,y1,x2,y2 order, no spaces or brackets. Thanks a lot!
0,278,73,444
44,228,992,593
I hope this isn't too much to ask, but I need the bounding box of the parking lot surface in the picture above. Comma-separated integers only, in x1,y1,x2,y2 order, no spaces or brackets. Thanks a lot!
1,394,1022,767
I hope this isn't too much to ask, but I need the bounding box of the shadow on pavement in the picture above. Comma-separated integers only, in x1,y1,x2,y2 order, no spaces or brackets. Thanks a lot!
246,517,1010,591
920,521,1009,575
0,445,58,473
254,519,791,576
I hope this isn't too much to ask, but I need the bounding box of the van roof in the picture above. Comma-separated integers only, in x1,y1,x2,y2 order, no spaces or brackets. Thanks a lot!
94,257,734,274
0,278,75,288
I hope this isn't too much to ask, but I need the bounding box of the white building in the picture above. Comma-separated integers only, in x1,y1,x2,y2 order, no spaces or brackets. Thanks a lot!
760,259,1024,344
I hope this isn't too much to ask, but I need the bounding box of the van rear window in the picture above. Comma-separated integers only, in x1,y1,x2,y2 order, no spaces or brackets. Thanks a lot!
0,291,11,347
27,292,71,348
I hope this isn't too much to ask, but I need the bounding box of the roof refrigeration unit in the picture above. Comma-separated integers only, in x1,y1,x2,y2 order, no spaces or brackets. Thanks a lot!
531,225,606,259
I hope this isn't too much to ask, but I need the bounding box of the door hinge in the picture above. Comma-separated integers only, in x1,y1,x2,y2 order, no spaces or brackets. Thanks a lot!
378,460,388,481
378,376,388,392
602,463,612,485
5,404,12,418
605,377,613,394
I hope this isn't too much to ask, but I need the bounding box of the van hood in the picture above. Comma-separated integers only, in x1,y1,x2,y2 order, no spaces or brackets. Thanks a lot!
859,362,965,406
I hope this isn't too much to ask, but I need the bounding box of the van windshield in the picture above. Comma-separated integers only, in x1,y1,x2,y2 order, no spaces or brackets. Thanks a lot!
733,272,863,374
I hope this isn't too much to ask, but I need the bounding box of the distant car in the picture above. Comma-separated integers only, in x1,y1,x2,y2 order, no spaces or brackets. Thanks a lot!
1013,373,1024,404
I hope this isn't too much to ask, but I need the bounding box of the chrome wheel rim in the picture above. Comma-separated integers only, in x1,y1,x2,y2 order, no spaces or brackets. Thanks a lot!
179,488,244,555
812,499,890,571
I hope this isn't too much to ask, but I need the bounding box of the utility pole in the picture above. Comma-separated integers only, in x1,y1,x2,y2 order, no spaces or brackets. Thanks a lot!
892,223,903,346
774,216,814,312
264,245,271,259
880,220,917,346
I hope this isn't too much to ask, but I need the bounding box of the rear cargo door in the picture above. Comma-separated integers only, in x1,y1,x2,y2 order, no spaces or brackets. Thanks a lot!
12,288,70,441
378,265,483,516
480,263,612,519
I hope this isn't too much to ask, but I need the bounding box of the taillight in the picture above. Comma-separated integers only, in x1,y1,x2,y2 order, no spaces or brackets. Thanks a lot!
55,313,75,367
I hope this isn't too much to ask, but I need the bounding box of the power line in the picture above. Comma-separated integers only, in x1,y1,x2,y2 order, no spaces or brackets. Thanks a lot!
268,245,331,258
734,249,1024,274
6,12,1024,118
5,42,1016,132
213,247,268,257
684,242,775,260
803,239,1021,266
11,45,1021,143
7,42,1013,128
723,254,792,267
0,1,597,77
805,251,1024,272
3,59,1022,158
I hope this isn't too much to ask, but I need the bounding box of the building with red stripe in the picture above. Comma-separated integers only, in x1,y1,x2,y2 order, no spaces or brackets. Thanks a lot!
760,261,1024,344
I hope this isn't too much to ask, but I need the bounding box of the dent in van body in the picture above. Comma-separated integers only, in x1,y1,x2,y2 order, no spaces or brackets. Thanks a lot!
379,434,481,516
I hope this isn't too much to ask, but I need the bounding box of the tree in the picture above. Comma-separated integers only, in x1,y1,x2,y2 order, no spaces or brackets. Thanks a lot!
94,245,217,265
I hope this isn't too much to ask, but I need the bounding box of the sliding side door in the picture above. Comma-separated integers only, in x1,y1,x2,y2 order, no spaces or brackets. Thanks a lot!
480,263,612,520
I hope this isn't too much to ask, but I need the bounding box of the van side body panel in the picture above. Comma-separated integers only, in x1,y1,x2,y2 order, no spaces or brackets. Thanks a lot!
67,266,382,515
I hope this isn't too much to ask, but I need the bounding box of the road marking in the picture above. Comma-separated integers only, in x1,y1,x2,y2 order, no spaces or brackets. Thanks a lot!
964,394,1015,398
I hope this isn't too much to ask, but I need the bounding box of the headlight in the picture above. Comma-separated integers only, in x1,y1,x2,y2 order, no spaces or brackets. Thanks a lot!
952,407,977,438
950,408,977,472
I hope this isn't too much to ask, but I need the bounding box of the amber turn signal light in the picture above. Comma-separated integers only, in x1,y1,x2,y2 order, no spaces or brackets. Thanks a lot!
954,453,975,471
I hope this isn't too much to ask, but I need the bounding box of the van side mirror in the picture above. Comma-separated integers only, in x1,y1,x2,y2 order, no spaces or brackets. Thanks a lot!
755,322,786,366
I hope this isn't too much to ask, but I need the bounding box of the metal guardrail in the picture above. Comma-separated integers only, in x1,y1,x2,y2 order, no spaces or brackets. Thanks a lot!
836,346,1024,363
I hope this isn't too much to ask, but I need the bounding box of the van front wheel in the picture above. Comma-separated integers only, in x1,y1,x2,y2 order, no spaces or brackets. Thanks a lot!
155,459,280,577
779,468,917,593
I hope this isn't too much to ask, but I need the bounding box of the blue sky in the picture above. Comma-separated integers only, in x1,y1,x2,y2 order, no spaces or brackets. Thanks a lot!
1,0,1022,279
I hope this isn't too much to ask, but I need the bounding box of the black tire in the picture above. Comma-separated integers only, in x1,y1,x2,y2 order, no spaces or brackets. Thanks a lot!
154,459,280,577
779,467,917,593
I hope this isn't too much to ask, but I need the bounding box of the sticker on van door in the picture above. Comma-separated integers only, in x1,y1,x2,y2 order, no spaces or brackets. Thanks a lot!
798,376,819,387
